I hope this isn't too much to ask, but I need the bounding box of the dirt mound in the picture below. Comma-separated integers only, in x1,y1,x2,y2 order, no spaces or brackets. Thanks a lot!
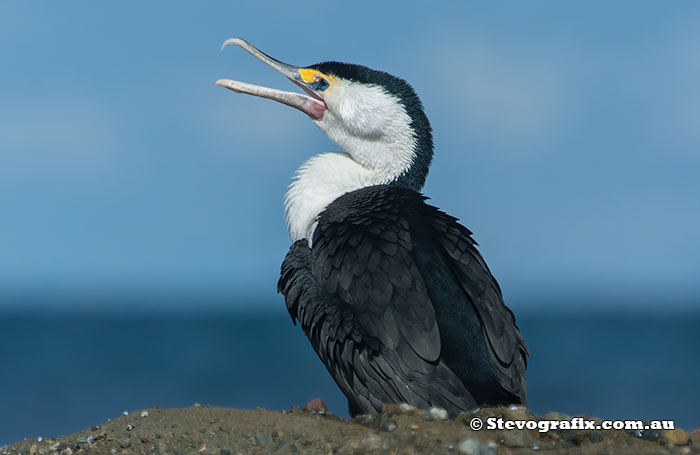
3,405,697,454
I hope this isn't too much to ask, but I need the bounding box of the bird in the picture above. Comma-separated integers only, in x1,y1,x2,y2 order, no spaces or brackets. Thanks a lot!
217,38,528,417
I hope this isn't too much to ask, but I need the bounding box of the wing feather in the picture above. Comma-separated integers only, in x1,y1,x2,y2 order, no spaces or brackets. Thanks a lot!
279,185,527,414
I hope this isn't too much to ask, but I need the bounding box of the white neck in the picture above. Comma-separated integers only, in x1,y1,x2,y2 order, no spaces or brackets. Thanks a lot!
283,152,389,242
284,81,417,242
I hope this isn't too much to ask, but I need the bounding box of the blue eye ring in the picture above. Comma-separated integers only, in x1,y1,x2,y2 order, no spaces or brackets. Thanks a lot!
313,78,329,91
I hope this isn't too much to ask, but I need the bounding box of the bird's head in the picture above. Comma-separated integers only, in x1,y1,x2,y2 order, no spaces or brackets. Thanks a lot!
217,38,433,190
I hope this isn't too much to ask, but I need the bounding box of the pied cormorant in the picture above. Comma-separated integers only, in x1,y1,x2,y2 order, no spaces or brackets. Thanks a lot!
217,38,528,416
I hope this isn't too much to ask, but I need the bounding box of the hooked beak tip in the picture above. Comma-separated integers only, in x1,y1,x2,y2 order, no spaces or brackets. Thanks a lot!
221,37,246,51
216,38,328,120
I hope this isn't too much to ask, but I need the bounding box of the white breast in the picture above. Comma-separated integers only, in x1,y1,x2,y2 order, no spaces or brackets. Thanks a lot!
284,152,373,242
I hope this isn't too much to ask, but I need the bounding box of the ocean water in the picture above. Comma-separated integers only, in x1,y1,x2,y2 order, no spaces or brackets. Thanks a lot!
1,307,698,445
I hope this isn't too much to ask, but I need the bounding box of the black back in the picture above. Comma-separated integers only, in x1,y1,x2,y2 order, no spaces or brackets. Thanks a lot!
279,185,528,415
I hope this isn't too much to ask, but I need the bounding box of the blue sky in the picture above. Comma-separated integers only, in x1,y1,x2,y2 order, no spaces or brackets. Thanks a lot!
1,1,699,311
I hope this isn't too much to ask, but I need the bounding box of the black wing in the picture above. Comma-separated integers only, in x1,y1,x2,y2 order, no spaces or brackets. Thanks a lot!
279,185,527,415
427,200,528,403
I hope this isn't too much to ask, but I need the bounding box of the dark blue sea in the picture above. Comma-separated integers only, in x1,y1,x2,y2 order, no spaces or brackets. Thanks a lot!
1,305,699,445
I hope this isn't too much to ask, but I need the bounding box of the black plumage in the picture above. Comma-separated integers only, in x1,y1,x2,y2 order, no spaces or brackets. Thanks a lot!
216,40,528,416
279,185,528,416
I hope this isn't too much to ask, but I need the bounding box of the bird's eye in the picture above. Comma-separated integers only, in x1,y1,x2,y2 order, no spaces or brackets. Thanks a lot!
313,78,329,91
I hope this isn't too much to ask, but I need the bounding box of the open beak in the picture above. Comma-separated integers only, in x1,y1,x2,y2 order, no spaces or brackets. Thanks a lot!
216,38,327,120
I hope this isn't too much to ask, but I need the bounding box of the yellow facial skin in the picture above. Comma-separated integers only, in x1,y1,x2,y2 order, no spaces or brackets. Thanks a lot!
298,68,336,87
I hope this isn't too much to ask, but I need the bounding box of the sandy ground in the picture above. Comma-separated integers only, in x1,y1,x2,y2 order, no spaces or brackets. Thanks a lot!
3,404,698,455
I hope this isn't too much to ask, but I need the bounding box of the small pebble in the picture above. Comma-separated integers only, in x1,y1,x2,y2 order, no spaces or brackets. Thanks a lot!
400,403,416,413
664,429,689,445
558,430,584,445
459,441,476,454
458,439,496,455
254,432,269,445
75,437,90,449
588,432,604,443
304,398,328,414
353,414,375,425
503,406,533,421
501,430,536,448
629,429,661,441
429,407,448,420
542,412,570,421
690,429,700,443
